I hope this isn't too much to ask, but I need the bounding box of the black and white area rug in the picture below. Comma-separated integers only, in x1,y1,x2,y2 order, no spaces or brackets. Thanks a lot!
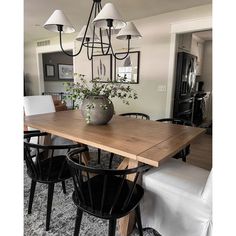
24,149,161,236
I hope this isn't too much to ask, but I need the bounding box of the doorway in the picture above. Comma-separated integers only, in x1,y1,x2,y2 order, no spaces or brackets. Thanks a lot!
173,30,212,128
36,42,74,95
165,17,212,124
36,42,75,108
42,50,73,93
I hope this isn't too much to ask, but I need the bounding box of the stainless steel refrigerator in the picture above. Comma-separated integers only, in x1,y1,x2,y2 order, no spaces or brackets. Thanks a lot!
173,52,197,122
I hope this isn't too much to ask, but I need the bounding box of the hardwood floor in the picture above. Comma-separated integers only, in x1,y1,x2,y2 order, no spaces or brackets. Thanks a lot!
186,133,212,171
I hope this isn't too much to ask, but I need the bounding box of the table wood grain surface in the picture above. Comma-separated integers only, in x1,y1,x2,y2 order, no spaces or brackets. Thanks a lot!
24,109,205,167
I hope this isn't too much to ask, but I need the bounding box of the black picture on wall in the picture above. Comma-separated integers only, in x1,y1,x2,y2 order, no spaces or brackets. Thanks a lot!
43,50,73,81
114,51,140,84
58,64,73,80
92,54,112,82
45,64,55,77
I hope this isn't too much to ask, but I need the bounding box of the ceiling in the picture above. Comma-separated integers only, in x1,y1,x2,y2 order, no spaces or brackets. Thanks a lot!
24,0,212,43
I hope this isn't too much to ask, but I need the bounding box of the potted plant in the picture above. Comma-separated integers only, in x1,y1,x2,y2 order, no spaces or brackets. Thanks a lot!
63,73,138,125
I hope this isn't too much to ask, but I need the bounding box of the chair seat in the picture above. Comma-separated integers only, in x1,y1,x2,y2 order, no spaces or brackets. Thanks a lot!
141,159,212,236
72,175,144,219
27,155,71,183
143,158,209,198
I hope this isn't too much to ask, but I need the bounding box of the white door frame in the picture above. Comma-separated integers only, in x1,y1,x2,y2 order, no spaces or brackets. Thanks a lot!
165,17,212,117
36,42,75,94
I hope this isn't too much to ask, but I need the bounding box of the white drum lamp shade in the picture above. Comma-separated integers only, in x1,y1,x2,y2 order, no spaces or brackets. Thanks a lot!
76,25,99,42
93,3,126,29
44,10,75,33
116,22,142,40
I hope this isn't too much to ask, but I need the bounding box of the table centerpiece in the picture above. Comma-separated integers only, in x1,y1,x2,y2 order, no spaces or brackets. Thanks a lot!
63,73,138,125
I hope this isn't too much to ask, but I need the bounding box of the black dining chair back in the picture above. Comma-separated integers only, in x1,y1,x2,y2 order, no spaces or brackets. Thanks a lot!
24,131,81,182
24,130,82,231
67,148,149,236
157,118,193,126
156,118,194,162
102,112,150,168
98,113,150,167
120,112,150,120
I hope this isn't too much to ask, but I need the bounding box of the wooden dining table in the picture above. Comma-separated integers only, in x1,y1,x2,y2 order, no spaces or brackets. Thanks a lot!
24,109,205,236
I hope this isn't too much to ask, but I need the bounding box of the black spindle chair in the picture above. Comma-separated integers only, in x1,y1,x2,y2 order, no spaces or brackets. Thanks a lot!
67,148,149,236
120,112,150,120
101,112,150,166
101,112,150,168
98,113,149,170
24,130,82,231
156,118,194,162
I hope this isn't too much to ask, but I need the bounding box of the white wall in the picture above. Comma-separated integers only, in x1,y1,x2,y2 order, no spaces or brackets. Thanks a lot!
201,40,212,121
24,4,212,120
44,81,67,93
191,35,204,75
201,40,212,92
24,41,39,95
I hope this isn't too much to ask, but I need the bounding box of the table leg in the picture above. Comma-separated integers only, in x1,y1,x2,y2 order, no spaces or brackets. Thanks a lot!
81,144,90,165
41,133,52,145
118,159,139,236
117,158,129,170
38,133,52,159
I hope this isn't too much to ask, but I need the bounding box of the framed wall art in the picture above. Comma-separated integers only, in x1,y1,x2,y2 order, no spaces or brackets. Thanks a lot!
58,64,73,80
92,54,112,82
114,51,140,84
45,64,55,77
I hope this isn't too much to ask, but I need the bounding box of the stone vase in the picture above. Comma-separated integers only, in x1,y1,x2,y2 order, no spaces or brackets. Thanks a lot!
81,95,114,125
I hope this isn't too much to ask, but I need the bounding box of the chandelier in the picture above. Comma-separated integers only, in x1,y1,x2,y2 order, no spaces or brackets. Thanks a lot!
43,0,142,60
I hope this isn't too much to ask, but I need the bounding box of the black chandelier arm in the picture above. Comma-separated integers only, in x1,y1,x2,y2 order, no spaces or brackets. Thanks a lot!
58,1,96,57
86,43,92,60
86,26,97,60
99,28,111,55
59,31,82,57
98,2,111,55
86,2,98,60
108,32,131,60
97,2,130,60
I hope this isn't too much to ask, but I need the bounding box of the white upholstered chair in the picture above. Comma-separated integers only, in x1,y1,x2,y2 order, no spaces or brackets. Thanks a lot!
23,95,74,147
141,158,212,236
23,95,56,116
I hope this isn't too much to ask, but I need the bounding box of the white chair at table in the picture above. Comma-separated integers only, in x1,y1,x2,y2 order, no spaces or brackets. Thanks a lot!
24,95,56,117
23,95,74,149
141,158,212,236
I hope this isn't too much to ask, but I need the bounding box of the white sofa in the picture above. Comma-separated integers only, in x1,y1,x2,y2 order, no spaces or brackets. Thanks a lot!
141,158,212,236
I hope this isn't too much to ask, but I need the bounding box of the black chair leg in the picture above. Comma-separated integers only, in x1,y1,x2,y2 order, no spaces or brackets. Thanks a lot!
28,180,36,214
62,180,66,194
98,148,101,164
46,183,54,231
135,205,143,236
74,208,83,236
109,153,114,169
108,219,117,236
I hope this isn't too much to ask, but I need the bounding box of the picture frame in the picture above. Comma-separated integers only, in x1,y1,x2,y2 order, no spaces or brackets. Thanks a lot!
58,64,73,80
114,51,140,84
92,54,112,82
45,64,55,77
